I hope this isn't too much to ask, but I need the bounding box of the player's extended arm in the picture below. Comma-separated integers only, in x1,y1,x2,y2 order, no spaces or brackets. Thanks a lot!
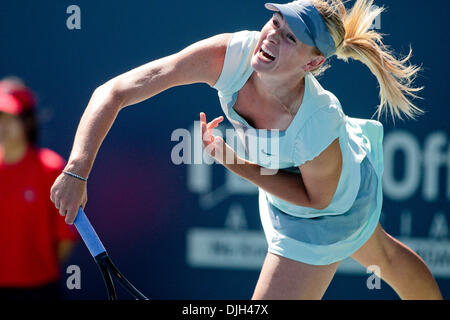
68,33,231,179
51,33,232,224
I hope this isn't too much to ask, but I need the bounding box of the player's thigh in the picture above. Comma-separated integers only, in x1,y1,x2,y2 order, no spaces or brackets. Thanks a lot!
252,252,340,300
351,223,395,269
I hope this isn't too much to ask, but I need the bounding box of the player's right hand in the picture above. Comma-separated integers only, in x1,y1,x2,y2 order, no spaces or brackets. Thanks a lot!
50,172,87,225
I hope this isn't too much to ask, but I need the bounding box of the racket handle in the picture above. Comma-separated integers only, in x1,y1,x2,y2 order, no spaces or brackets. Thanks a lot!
74,207,107,257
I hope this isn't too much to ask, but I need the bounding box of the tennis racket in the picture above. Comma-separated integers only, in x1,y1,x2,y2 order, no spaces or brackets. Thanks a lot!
74,207,148,300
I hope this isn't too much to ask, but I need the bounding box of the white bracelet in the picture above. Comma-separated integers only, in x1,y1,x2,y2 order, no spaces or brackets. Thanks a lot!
63,171,88,182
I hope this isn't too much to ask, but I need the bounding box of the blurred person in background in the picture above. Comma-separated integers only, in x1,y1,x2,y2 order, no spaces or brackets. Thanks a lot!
0,77,79,300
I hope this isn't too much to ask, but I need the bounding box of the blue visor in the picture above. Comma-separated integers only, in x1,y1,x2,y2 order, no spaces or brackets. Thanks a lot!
265,0,336,58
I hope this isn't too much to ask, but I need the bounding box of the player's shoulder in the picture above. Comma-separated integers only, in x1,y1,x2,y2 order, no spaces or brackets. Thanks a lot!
38,148,66,171
199,32,233,70
211,30,260,93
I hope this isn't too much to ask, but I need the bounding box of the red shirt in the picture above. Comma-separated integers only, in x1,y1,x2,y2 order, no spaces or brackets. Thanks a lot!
0,146,78,287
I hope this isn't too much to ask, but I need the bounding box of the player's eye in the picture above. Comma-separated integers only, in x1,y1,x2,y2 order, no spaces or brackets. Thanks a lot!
287,34,296,43
272,18,280,28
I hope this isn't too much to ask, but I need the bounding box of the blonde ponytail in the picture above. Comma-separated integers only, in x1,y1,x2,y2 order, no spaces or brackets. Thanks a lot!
311,0,424,121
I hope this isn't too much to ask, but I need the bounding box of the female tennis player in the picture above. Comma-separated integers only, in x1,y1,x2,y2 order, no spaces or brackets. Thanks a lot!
51,0,443,299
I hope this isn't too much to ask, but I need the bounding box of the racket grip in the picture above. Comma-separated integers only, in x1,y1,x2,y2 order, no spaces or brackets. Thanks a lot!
74,207,107,257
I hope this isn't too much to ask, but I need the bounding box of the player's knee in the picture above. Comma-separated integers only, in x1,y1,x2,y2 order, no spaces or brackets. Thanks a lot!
376,230,403,274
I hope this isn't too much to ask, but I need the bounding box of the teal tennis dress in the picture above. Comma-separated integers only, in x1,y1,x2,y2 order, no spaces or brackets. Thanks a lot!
212,30,384,266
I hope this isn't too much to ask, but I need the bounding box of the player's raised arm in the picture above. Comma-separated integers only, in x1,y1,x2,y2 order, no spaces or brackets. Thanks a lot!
110,33,231,107
50,33,231,224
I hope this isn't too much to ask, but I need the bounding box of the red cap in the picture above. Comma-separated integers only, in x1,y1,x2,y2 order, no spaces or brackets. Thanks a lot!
0,80,36,115
0,93,23,115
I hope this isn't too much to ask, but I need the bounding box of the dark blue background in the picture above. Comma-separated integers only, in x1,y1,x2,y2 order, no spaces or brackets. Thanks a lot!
1,1,448,299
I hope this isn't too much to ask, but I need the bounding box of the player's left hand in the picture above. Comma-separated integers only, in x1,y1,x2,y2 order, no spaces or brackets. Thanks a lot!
199,112,235,165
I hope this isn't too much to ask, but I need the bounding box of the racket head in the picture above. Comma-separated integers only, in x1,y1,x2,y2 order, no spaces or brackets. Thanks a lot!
95,253,117,300
76,208,147,300
95,252,148,300
106,259,148,300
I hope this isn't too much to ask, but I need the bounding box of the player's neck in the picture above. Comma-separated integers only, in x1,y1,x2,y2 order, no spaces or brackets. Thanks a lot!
0,140,29,165
251,71,305,110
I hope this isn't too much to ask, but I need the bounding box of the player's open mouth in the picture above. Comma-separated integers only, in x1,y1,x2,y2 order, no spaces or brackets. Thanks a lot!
258,46,276,63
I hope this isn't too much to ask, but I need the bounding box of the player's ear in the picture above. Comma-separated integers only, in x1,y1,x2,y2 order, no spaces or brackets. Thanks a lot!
303,55,325,72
